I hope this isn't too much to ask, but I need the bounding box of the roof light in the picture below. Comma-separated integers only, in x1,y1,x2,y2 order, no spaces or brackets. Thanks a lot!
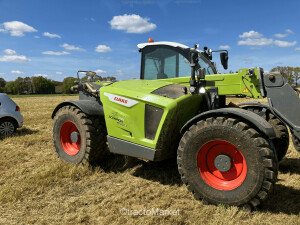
148,38,154,43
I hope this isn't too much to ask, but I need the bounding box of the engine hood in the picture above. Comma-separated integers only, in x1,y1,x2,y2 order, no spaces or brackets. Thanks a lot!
99,79,189,108
105,79,178,94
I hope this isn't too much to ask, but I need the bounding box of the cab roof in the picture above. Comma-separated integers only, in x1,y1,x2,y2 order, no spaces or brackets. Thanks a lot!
137,41,190,50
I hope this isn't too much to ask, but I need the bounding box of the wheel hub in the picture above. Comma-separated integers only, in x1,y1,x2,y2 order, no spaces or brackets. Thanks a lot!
0,121,14,136
70,131,79,143
197,140,247,191
60,121,81,156
214,154,231,172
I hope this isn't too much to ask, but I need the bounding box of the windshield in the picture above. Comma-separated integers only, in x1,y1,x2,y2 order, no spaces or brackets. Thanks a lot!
142,47,190,80
198,55,215,75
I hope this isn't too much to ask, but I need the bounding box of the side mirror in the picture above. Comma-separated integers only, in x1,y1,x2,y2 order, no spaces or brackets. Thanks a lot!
197,68,206,79
220,52,228,70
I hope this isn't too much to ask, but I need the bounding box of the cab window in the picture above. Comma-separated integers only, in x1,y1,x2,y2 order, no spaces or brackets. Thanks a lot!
143,47,190,80
199,56,215,75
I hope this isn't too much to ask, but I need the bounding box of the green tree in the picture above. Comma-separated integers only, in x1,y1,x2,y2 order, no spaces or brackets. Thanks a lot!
31,76,55,94
5,81,17,94
14,77,27,94
62,77,77,94
0,78,6,92
23,76,32,94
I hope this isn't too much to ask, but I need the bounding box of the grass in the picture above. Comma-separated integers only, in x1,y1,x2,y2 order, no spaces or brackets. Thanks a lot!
6,93,78,98
0,96,299,224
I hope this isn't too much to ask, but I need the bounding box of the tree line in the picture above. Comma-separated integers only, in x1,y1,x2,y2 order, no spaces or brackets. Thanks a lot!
0,75,116,95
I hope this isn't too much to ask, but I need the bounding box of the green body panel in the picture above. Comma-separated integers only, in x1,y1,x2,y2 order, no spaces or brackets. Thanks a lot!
99,67,262,149
206,68,263,98
159,68,263,98
100,79,202,149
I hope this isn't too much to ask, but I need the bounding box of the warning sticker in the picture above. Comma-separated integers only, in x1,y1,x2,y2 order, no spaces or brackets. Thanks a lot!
242,87,249,93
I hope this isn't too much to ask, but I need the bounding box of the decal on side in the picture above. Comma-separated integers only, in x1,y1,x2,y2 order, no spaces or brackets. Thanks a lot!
104,93,138,107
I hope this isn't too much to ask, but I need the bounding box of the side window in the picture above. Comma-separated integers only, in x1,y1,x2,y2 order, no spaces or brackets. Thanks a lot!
143,47,190,80
207,67,214,74
198,56,215,75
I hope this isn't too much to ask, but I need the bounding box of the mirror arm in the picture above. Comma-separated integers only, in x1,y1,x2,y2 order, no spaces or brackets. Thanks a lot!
212,50,228,54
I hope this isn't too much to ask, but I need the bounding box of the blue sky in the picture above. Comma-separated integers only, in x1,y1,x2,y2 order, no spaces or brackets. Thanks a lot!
0,0,300,81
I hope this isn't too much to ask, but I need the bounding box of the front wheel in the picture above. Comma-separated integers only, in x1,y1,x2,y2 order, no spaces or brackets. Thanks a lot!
177,116,278,208
52,105,108,165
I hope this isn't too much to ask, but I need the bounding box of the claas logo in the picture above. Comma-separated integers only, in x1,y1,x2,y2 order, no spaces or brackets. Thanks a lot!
114,96,128,104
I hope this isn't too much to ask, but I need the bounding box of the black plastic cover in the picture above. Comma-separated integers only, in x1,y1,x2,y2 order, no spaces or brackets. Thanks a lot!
151,84,185,99
145,104,164,140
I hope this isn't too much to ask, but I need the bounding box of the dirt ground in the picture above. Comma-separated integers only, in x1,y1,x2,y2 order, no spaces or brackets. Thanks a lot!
0,95,299,224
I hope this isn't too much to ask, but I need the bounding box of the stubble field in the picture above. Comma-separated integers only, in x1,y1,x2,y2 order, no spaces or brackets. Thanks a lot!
0,95,299,224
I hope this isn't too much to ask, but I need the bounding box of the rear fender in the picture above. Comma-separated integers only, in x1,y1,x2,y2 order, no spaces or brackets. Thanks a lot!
51,100,104,119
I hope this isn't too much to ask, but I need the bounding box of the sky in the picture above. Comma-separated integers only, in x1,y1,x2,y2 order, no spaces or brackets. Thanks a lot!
0,0,300,81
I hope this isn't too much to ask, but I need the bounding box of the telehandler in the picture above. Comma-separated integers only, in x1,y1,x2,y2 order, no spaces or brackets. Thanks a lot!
52,39,300,208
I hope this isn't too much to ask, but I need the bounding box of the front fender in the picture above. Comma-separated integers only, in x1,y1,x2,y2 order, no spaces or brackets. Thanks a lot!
51,100,104,119
180,107,276,138
237,101,270,109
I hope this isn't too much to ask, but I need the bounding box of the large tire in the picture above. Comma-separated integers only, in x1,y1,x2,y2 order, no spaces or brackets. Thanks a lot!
177,116,278,208
242,106,289,161
53,105,108,165
0,118,17,137
292,134,300,153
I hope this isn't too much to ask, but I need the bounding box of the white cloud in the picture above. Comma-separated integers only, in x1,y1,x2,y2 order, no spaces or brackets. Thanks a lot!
239,30,263,39
34,35,40,38
274,33,288,38
116,70,124,76
4,49,16,55
91,18,95,22
60,43,84,51
33,74,48,77
43,32,61,38
109,14,156,33
95,45,112,53
295,47,300,51
95,69,107,74
0,21,37,36
219,45,230,50
56,72,63,75
0,72,5,75
0,49,31,62
238,30,297,48
274,40,297,47
11,70,24,74
238,38,273,46
274,29,294,38
42,51,70,55
0,55,31,62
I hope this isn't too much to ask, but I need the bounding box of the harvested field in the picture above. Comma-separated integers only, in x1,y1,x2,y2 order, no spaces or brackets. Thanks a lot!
0,95,299,224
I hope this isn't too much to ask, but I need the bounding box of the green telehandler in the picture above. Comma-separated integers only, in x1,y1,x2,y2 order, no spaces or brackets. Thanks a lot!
52,39,300,208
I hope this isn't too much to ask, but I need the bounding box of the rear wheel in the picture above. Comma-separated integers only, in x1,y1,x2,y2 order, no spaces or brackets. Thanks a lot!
177,116,278,208
0,118,17,137
53,105,108,165
241,106,289,161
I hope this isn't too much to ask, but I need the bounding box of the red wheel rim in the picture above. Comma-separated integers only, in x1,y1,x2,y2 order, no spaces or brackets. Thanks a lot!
197,140,247,191
60,121,81,156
